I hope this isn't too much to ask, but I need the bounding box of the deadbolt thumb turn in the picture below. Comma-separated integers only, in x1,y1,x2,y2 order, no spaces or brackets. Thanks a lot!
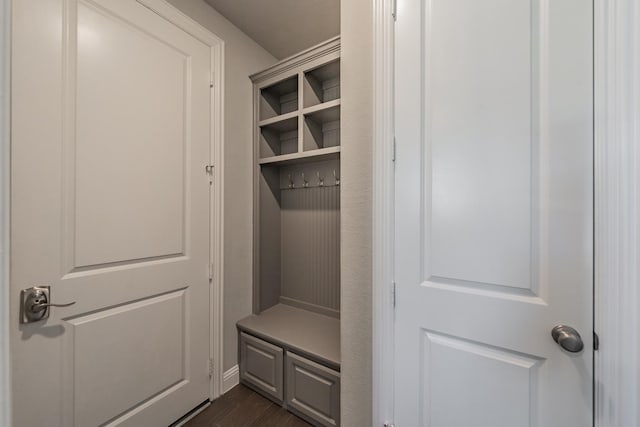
551,324,584,353
20,286,76,324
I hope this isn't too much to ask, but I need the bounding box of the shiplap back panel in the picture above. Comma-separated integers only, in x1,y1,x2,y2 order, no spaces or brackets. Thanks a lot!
280,185,340,315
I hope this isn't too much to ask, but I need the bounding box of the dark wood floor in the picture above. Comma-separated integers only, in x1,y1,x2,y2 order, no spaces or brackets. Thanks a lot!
184,384,311,427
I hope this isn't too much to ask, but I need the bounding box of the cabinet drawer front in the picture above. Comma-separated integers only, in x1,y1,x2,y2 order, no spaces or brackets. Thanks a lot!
240,333,283,401
285,352,340,427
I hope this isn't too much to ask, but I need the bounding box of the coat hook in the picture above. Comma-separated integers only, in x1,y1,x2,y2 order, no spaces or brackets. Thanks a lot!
333,169,340,186
288,174,294,188
317,171,324,187
302,172,309,188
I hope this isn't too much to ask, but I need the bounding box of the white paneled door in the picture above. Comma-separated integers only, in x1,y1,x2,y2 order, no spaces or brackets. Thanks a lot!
394,0,593,426
11,0,211,425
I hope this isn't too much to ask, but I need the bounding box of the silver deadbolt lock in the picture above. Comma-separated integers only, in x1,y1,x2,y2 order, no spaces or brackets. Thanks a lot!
20,286,76,324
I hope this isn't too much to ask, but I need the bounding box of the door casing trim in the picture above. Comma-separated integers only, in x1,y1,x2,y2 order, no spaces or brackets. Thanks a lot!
372,0,395,425
593,0,640,425
0,0,11,425
0,1,227,423
372,0,640,426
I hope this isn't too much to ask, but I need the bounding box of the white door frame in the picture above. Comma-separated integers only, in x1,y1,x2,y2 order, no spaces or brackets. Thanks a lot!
0,0,11,426
372,0,640,426
593,0,640,425
0,1,226,424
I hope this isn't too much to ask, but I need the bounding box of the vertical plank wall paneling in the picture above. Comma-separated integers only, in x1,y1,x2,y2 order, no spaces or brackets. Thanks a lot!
280,161,340,316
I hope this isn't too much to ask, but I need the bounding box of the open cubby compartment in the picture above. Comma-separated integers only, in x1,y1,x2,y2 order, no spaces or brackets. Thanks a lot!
303,59,340,108
259,116,299,158
303,104,340,151
258,158,341,318
260,75,299,120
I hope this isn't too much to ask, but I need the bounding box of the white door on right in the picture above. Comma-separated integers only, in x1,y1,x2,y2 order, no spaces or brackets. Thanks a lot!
394,0,593,426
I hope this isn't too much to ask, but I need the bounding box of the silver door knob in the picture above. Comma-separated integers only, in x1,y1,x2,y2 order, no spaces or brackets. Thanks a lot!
551,325,584,353
20,286,76,324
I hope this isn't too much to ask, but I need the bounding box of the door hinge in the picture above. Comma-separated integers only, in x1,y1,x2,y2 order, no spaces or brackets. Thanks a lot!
384,422,396,427
209,358,214,377
391,0,397,20
210,72,215,88
209,263,213,281
205,164,214,183
392,137,396,162
594,331,599,351
391,281,396,308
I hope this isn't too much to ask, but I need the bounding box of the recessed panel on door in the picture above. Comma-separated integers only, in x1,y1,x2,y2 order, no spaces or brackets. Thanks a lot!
421,331,542,427
73,1,188,269
428,0,539,293
66,290,187,426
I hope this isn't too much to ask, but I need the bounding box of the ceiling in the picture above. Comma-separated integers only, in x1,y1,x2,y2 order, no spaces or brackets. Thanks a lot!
204,0,340,59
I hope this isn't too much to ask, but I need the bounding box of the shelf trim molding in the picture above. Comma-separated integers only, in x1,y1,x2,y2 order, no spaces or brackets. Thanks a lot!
302,99,341,116
258,111,299,129
250,36,340,84
258,146,341,167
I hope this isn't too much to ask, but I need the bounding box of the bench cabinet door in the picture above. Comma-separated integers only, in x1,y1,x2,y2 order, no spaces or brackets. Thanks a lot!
285,352,340,427
240,333,283,402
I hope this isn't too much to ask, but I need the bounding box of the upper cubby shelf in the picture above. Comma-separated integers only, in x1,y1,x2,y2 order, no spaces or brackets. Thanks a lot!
303,101,340,152
260,75,298,121
253,37,341,168
258,111,298,130
259,113,298,158
259,146,340,167
303,59,340,108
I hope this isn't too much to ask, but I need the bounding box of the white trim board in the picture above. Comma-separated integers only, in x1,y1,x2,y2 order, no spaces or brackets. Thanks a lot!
0,0,11,426
372,0,640,426
371,0,395,426
136,0,226,402
222,365,239,394
594,0,640,425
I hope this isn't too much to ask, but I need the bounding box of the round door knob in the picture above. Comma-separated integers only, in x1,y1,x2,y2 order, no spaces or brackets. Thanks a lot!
551,325,584,353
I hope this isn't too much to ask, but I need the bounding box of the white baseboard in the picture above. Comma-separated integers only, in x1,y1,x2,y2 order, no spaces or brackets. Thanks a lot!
222,365,239,394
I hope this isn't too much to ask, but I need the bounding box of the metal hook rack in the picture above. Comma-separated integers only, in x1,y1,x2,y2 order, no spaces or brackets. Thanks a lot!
280,169,340,190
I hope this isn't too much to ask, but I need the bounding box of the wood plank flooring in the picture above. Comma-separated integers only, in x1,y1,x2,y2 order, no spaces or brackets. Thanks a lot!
184,384,311,427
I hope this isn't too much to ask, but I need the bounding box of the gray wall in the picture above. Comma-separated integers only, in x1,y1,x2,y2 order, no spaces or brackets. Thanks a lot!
340,0,373,424
166,0,276,373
